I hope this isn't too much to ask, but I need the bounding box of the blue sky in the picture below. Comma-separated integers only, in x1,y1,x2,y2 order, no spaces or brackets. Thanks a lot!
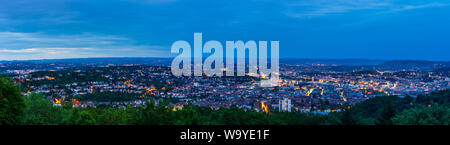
0,0,449,61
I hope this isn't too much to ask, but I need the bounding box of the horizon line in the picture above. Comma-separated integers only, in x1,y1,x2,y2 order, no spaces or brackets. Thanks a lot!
1,56,449,63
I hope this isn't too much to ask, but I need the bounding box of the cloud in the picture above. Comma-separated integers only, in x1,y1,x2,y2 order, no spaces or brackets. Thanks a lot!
0,46,171,60
382,3,450,13
0,47,93,55
284,0,391,18
0,47,101,60
0,32,128,46
0,48,38,53
0,0,81,27
284,0,450,18
0,32,170,60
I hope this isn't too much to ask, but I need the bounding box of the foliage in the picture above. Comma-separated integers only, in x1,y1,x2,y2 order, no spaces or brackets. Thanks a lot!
392,104,449,125
375,99,396,125
0,76,25,125
69,92,141,102
22,93,67,125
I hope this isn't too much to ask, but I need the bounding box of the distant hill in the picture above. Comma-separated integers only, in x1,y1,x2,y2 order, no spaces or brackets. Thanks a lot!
1,57,387,66
434,67,450,72
0,57,173,66
379,60,450,71
280,58,386,66
2,58,449,71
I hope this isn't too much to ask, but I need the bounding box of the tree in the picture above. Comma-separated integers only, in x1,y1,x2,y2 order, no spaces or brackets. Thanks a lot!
0,76,25,125
96,108,129,125
22,93,59,125
74,110,97,125
341,107,356,125
392,104,449,125
62,108,97,125
376,99,396,125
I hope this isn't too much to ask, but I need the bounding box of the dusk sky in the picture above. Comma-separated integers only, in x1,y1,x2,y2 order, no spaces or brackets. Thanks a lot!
0,0,449,61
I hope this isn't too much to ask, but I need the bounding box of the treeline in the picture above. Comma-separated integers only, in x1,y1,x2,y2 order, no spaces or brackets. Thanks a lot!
1,76,449,125
332,89,449,125
69,92,142,102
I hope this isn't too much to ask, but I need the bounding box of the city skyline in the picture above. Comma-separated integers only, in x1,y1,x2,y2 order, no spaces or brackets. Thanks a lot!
0,0,449,61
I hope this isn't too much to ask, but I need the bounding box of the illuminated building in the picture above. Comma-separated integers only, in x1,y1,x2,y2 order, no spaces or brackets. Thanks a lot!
260,101,269,114
279,98,291,112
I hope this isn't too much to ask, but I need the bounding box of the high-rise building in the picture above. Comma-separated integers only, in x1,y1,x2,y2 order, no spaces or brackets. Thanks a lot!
279,98,291,112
